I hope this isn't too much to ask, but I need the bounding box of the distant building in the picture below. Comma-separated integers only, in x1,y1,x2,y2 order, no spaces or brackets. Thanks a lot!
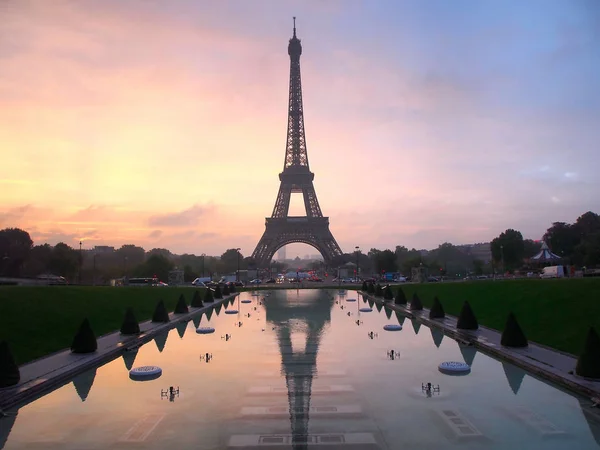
277,247,286,261
93,246,115,253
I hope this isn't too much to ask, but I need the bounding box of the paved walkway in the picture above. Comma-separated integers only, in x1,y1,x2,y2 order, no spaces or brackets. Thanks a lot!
361,291,600,400
0,295,236,410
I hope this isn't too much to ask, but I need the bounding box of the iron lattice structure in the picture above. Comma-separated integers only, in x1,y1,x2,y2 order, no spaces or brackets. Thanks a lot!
252,19,343,267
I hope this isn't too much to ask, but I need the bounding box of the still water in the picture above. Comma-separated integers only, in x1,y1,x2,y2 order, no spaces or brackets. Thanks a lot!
1,289,599,449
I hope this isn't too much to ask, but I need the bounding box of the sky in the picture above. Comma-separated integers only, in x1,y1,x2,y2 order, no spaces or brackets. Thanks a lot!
1,0,599,258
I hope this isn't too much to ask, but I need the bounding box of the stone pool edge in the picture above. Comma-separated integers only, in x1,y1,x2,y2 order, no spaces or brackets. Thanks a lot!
360,291,600,400
0,294,238,410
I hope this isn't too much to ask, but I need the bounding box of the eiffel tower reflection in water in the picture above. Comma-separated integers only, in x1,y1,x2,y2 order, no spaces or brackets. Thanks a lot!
264,289,335,449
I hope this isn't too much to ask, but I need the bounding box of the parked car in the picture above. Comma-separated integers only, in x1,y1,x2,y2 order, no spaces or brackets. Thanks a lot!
248,279,261,285
265,278,276,284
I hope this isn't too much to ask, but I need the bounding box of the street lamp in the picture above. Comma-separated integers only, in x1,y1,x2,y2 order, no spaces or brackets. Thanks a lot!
355,246,360,283
93,253,98,286
79,241,82,285
236,248,241,283
201,253,206,278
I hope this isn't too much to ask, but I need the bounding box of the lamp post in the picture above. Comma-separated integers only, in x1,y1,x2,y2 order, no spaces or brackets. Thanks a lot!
355,246,360,283
93,253,98,286
236,248,241,283
79,241,82,285
201,253,206,278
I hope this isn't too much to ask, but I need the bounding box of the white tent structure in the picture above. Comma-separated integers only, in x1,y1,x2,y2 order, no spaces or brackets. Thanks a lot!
530,241,562,263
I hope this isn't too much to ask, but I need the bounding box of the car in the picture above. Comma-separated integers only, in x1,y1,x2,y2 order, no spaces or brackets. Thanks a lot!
248,279,261,285
265,278,276,283
395,276,407,283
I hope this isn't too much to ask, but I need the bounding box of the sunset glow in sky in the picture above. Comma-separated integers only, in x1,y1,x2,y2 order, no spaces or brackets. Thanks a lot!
1,0,599,257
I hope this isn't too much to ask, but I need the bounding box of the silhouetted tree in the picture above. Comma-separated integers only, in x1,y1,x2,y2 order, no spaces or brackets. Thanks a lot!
174,294,189,314
429,296,445,319
501,312,528,347
456,301,478,330
410,293,423,311
0,341,20,387
191,290,204,308
152,300,170,323
120,307,140,335
394,287,407,305
71,318,97,353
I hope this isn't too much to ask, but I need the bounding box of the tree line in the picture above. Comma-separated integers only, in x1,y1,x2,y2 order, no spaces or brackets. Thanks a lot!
0,211,598,283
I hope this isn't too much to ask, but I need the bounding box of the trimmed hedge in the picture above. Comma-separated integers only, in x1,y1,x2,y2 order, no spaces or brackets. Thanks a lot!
191,290,204,308
375,284,383,297
0,340,20,387
410,293,423,311
71,318,97,354
429,296,445,319
174,294,189,314
575,327,600,379
204,288,214,303
456,300,478,330
383,285,394,301
222,284,230,296
152,299,170,323
214,285,223,299
367,283,375,294
120,307,140,335
500,312,528,348
395,287,407,305
361,281,368,291
229,284,236,293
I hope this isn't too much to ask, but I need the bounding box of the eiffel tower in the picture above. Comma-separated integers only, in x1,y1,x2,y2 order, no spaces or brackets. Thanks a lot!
265,290,334,448
252,18,343,267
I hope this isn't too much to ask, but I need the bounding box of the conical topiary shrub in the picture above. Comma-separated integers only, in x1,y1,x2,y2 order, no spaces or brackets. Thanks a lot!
230,283,236,293
222,284,230,296
152,299,170,323
191,290,204,308
500,312,528,348
174,294,189,314
429,296,445,319
383,285,393,301
0,341,20,387
71,318,98,354
575,327,600,379
375,284,383,297
395,287,407,305
361,281,368,291
204,288,214,302
367,283,375,294
120,307,140,335
214,285,223,299
410,293,423,311
456,300,478,330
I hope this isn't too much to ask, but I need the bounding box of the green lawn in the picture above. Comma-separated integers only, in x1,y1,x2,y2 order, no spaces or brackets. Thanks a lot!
394,278,600,356
0,286,206,365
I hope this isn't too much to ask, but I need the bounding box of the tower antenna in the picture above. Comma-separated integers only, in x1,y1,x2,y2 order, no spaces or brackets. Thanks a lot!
293,16,296,37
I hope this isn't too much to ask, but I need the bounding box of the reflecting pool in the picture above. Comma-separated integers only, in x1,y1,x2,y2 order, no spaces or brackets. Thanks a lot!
1,289,599,449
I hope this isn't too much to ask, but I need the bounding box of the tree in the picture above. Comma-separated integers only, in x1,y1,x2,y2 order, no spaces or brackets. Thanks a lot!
220,249,243,273
472,259,484,276
456,301,478,330
0,227,33,277
147,248,172,259
48,243,78,279
71,318,98,353
138,254,173,282
120,307,140,335
543,222,578,260
575,327,600,379
491,229,525,272
370,249,397,274
523,239,542,259
22,243,53,277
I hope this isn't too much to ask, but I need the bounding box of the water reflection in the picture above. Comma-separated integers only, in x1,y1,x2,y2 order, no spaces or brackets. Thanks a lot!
121,349,137,371
395,311,406,326
459,344,477,367
578,397,600,448
71,368,97,402
153,331,169,353
215,303,222,316
384,308,393,320
430,328,444,348
192,313,202,329
264,290,334,449
411,318,421,335
0,410,18,450
502,361,527,395
175,321,188,339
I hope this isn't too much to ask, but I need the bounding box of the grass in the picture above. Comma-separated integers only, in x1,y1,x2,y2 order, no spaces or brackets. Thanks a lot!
1,279,599,365
393,278,600,356
0,286,206,365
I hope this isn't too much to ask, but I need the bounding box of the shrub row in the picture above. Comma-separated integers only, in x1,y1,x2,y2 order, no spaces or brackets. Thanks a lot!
0,289,232,388
362,286,600,379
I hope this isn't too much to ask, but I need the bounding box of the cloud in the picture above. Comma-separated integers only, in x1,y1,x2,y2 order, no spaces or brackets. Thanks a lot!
147,204,215,228
148,230,162,238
